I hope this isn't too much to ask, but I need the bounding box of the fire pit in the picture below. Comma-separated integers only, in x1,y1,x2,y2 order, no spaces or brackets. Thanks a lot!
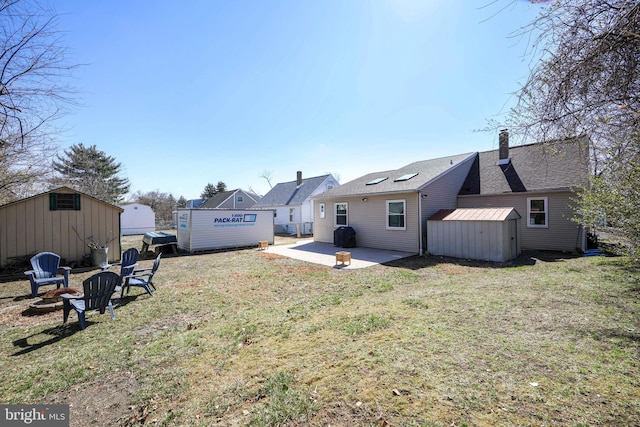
28,288,81,313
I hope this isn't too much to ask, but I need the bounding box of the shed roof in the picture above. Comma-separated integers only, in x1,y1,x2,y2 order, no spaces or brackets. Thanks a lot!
0,186,123,211
428,207,521,222
315,152,475,198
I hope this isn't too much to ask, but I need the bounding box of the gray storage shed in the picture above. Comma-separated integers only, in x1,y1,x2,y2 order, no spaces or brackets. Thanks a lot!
427,207,521,262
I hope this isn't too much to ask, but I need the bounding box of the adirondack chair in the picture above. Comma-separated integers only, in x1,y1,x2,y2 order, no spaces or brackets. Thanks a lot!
111,248,139,296
24,252,71,298
62,271,120,330
123,254,161,297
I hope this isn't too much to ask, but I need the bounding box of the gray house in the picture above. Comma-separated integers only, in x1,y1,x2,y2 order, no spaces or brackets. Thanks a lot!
457,132,589,252
252,171,339,235
199,189,261,210
313,153,477,254
313,132,589,258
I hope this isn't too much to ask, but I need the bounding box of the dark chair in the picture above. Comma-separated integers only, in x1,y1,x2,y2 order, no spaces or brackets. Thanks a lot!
124,254,161,297
120,248,140,269
62,271,121,330
24,252,71,298
111,248,139,297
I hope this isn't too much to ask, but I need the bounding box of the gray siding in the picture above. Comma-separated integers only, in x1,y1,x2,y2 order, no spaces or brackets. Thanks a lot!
420,154,476,222
457,191,584,252
314,193,420,253
427,218,520,262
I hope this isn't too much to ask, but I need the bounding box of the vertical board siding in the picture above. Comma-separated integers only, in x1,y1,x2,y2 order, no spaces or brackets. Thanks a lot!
458,191,582,252
176,209,274,252
427,219,516,262
0,189,122,266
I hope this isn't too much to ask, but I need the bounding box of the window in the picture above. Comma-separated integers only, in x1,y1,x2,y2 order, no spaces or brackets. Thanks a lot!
335,202,348,226
386,199,406,230
319,203,325,219
237,196,243,203
49,193,81,211
394,172,418,182
366,177,388,185
527,197,548,228
289,208,295,222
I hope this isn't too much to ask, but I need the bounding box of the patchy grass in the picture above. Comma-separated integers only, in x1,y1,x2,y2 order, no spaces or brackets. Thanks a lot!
0,237,639,426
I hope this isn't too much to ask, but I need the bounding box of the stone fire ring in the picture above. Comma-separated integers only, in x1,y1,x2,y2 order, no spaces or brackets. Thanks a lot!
29,288,81,312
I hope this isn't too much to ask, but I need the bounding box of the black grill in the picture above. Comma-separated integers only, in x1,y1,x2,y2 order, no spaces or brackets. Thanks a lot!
333,226,356,248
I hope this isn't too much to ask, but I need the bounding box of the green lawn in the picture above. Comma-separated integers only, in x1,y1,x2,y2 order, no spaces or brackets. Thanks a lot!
1,242,639,426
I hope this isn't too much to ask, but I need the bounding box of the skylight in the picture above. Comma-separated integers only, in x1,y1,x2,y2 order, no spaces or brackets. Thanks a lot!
366,177,388,185
394,172,418,182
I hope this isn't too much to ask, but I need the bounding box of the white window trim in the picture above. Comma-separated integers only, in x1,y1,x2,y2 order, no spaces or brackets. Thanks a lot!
289,208,295,222
386,199,406,230
319,203,325,219
334,202,348,226
527,197,549,228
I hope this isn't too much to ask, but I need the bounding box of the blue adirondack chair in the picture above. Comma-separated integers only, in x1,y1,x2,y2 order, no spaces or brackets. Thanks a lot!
113,248,139,296
62,271,120,330
24,252,71,298
123,254,161,297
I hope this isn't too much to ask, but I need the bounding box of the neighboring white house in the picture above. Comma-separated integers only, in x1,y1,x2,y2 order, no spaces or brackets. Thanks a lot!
252,171,339,235
120,203,155,235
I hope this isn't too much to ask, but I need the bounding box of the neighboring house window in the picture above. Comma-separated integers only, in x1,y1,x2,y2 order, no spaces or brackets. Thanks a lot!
386,199,406,230
49,193,81,211
335,203,348,226
289,208,295,222
237,196,243,203
327,184,334,190
527,197,548,228
319,203,325,219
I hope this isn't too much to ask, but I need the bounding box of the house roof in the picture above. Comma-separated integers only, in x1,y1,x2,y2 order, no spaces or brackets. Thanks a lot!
0,186,124,211
315,152,476,198
459,138,589,196
199,189,261,209
428,207,521,221
254,174,332,207
199,190,235,209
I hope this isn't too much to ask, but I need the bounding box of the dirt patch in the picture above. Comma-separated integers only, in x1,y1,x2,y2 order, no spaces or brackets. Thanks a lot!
0,303,63,328
258,252,287,260
46,373,139,427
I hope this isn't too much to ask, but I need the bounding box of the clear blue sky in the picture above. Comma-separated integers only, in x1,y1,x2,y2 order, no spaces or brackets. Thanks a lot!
56,0,543,200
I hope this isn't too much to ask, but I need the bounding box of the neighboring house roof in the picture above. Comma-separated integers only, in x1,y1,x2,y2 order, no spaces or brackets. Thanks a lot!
459,138,589,196
254,174,333,207
199,190,235,209
315,153,475,198
428,207,521,222
199,189,261,209
0,186,124,211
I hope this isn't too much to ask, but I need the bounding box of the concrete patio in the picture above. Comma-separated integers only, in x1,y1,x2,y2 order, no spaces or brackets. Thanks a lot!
266,239,416,269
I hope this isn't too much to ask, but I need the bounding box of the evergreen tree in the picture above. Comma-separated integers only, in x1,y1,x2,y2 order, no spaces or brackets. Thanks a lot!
201,183,217,199
52,143,130,203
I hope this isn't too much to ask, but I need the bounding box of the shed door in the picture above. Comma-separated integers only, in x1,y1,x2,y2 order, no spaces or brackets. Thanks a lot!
509,219,518,259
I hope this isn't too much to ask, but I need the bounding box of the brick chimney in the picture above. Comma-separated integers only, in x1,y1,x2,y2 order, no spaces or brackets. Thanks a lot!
296,171,302,186
498,129,510,164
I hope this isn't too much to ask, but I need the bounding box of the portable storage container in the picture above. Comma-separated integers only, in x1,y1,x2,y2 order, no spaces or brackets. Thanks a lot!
176,209,274,253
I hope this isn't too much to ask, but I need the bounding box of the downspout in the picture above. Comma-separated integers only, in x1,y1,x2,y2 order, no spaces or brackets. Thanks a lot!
417,192,423,256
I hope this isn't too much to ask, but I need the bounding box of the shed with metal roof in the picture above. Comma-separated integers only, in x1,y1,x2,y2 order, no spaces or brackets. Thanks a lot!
427,207,521,262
